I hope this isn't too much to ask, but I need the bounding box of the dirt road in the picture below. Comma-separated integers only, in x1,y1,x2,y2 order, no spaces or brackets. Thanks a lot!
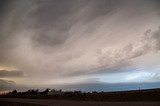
0,98,160,106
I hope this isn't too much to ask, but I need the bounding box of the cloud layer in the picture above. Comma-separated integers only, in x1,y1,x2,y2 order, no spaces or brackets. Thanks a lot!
0,79,16,92
0,70,24,78
0,0,160,91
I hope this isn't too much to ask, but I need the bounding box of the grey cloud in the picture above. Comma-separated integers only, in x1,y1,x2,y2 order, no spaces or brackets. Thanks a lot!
0,0,9,14
127,27,160,57
63,60,133,78
152,73,160,81
94,26,160,75
17,0,120,48
0,70,24,78
151,27,160,50
30,1,117,48
0,79,16,91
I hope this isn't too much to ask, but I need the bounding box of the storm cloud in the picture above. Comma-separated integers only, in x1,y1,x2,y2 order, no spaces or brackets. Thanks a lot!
0,79,16,91
0,70,24,78
0,0,160,91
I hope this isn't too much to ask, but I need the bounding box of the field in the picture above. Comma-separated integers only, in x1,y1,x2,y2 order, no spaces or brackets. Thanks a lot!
0,98,160,106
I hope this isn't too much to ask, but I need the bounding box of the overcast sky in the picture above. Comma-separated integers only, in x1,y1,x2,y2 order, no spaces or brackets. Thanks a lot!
0,0,160,92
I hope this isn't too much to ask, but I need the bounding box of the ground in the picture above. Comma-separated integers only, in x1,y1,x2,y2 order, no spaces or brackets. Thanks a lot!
0,98,160,106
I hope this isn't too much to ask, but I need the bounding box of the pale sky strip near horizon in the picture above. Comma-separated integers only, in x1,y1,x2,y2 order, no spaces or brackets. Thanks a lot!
0,0,160,92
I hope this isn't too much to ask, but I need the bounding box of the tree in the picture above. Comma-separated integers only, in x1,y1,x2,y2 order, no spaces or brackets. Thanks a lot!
43,88,50,94
11,89,17,95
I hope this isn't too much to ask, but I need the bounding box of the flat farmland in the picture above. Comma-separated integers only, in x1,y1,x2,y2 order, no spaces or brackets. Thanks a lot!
0,98,160,106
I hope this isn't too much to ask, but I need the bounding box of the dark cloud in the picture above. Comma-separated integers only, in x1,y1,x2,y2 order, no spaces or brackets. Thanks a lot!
150,27,160,50
0,79,16,91
0,70,24,78
26,0,120,48
0,0,9,12
0,0,120,50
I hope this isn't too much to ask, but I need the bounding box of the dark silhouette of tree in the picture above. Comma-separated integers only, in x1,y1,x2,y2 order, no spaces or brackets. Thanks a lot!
35,89,39,95
42,88,50,95
11,90,17,95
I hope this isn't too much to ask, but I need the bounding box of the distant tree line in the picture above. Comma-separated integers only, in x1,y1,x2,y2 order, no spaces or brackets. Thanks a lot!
10,88,54,95
9,88,84,96
1,88,160,101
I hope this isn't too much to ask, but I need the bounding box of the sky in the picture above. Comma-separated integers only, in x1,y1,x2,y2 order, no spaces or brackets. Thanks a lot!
0,0,160,92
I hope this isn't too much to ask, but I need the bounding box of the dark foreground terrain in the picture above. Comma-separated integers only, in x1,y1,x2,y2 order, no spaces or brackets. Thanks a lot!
0,88,160,106
0,98,160,106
